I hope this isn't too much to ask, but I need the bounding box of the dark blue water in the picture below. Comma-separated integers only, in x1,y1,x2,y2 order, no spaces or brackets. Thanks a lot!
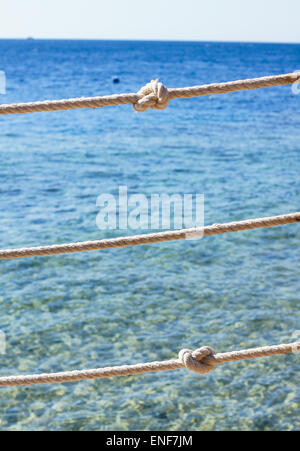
0,40,299,431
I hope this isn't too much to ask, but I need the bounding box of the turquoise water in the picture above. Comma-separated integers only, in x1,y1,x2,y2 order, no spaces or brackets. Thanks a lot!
0,40,299,431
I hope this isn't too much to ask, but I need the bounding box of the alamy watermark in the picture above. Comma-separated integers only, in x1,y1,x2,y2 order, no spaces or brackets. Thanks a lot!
96,186,204,237
291,331,300,354
0,331,6,355
0,71,6,95
291,70,300,95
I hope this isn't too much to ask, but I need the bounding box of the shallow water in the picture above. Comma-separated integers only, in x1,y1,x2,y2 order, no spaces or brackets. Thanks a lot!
0,39,299,430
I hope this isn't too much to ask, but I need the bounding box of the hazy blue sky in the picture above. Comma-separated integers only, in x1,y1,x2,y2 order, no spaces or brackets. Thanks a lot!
1,0,299,43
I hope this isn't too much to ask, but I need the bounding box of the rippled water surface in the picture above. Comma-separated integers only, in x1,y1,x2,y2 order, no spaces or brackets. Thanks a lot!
0,40,299,431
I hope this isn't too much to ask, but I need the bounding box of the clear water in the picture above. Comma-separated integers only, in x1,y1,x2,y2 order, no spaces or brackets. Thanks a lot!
0,40,299,431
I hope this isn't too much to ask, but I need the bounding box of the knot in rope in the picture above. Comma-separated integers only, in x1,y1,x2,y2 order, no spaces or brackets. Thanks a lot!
179,346,216,375
133,79,169,112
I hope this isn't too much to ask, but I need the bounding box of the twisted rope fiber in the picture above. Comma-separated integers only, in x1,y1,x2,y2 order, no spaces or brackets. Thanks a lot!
0,73,299,115
0,342,298,387
0,212,299,260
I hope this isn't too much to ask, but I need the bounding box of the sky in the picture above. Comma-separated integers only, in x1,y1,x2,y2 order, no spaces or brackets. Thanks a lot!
0,0,299,43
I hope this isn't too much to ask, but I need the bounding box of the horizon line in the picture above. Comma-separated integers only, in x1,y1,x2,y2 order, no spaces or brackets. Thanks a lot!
0,37,299,45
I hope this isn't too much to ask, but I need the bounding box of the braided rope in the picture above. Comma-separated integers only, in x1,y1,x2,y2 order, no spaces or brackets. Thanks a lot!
0,342,298,387
0,212,299,260
0,73,299,115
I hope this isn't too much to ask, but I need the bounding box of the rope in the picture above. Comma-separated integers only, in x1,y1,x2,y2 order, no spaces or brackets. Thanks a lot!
0,72,299,115
0,342,298,387
0,212,299,260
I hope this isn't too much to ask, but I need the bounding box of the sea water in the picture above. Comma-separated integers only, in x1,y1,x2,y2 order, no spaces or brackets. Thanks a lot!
0,39,299,430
